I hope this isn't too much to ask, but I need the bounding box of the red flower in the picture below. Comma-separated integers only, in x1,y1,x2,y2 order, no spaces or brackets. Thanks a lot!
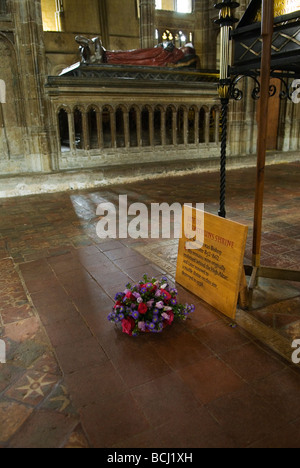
166,311,174,325
125,292,135,301
114,301,122,309
161,290,171,302
122,317,136,336
138,303,148,315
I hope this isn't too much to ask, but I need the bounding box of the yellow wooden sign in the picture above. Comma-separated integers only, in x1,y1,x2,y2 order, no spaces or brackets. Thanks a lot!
176,206,248,320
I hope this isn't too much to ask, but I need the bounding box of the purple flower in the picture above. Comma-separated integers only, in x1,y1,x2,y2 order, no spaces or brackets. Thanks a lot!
137,297,143,304
132,292,141,299
131,311,139,320
153,308,160,315
114,293,123,301
156,301,164,309
147,322,156,331
170,298,177,306
155,289,162,297
162,312,170,321
147,299,154,308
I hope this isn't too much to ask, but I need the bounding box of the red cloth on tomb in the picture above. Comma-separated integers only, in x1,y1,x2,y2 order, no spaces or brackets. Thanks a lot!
105,46,186,67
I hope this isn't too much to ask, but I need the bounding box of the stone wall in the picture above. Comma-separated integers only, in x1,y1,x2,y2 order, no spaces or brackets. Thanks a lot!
0,0,55,175
0,0,299,188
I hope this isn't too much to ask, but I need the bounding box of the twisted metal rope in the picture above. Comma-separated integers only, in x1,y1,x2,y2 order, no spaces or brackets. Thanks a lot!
219,98,229,219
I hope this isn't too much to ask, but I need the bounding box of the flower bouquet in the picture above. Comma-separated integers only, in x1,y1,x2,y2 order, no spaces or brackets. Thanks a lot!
108,274,195,336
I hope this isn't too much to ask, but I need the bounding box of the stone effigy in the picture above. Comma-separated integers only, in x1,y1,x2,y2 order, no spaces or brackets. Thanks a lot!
75,35,200,69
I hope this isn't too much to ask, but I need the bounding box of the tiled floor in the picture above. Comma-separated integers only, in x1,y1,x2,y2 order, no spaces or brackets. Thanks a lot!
0,162,299,448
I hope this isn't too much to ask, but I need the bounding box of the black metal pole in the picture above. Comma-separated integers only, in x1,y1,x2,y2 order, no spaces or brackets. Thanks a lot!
218,97,229,218
214,0,239,218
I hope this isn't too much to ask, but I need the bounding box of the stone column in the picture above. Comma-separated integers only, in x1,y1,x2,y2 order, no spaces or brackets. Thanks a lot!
97,111,103,149
183,108,188,145
110,110,117,148
172,109,177,146
136,108,142,147
194,109,199,145
149,108,154,147
82,111,89,151
139,0,155,49
214,108,220,144
205,110,210,144
123,110,130,148
13,0,56,171
55,0,65,32
68,111,75,153
161,109,166,146
98,0,110,49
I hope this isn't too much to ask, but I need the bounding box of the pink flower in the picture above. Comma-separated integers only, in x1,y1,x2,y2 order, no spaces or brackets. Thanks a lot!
147,299,154,308
138,321,146,332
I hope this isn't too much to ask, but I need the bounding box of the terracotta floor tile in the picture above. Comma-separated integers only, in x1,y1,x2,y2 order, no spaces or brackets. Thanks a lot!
79,392,150,448
126,264,166,282
249,421,300,448
156,407,238,448
96,240,125,252
0,364,25,394
0,401,33,444
195,320,251,355
251,367,300,420
64,361,127,409
1,303,33,325
44,315,92,348
54,336,108,375
4,317,43,344
183,302,223,330
105,247,135,261
30,288,79,326
100,330,172,388
148,329,212,370
8,410,79,448
63,423,90,448
178,356,245,404
46,252,80,275
131,373,201,428
221,342,286,382
206,385,288,447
